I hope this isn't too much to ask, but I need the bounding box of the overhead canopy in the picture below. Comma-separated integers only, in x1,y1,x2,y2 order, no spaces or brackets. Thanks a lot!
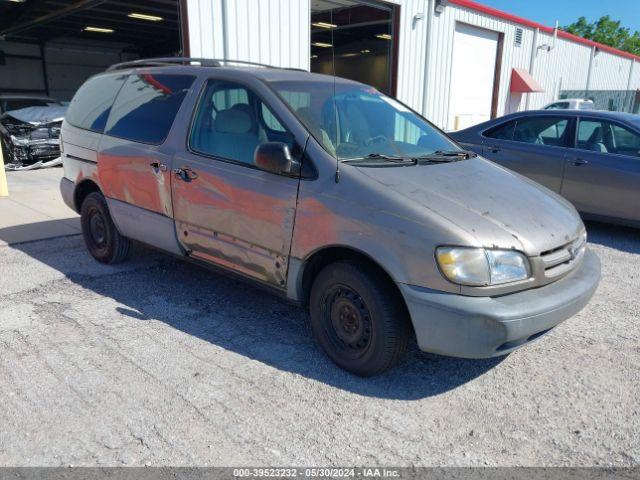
510,68,544,93
0,0,181,56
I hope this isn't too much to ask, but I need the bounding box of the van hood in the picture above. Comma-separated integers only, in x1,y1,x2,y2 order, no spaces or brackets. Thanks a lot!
357,157,583,256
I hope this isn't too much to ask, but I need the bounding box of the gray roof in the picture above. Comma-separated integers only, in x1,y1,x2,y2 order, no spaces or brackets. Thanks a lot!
103,62,363,87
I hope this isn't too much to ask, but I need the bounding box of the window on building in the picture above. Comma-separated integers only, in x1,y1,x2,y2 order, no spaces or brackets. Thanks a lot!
66,73,127,133
190,80,294,166
105,74,195,144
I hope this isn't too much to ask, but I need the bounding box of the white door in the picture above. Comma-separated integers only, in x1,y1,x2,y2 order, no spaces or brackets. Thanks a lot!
448,23,499,131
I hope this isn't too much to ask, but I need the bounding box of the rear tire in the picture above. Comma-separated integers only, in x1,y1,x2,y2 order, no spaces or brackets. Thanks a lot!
80,192,131,264
309,261,410,376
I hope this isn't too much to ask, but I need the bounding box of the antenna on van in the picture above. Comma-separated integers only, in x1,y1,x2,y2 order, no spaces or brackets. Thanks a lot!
330,8,341,183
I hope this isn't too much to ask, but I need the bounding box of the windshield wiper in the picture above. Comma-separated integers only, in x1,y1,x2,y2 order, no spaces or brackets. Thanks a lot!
434,149,477,158
412,150,478,164
343,153,415,164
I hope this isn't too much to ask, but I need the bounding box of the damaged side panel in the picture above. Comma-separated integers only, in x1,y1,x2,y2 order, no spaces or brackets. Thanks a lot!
171,151,299,289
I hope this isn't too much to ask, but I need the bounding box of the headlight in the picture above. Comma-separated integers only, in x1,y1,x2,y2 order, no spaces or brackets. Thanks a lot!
436,247,530,286
571,230,587,259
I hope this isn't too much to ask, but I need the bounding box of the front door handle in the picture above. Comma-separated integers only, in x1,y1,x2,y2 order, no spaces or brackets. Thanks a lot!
150,161,167,171
490,145,501,153
570,158,589,166
173,166,199,182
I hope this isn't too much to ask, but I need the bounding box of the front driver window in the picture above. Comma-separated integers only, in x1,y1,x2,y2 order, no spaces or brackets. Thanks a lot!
577,119,640,157
190,80,294,166
611,124,640,157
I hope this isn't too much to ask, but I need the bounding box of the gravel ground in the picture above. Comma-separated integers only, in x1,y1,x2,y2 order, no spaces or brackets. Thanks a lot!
0,222,638,467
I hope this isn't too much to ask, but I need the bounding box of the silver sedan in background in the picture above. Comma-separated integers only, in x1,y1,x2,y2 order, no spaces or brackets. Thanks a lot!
450,110,640,227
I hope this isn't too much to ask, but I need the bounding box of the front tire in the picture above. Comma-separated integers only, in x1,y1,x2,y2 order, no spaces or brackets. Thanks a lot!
80,192,131,264
309,261,410,376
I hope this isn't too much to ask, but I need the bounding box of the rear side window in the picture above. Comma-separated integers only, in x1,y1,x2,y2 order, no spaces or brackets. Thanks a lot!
105,74,195,144
66,73,127,132
513,117,568,146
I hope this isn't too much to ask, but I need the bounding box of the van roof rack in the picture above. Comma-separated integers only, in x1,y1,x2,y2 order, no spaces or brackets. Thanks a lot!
107,57,305,72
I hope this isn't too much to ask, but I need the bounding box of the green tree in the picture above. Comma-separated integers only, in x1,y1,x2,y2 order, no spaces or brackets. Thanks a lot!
563,15,640,56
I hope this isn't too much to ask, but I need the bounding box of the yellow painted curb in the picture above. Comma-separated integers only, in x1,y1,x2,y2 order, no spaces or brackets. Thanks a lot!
0,144,8,197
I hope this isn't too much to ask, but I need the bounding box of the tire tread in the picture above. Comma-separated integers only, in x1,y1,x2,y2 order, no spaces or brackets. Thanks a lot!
310,260,410,376
80,192,131,264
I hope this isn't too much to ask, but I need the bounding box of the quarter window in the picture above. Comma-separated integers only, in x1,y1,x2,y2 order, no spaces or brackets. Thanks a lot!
190,80,294,166
105,74,195,144
65,73,127,132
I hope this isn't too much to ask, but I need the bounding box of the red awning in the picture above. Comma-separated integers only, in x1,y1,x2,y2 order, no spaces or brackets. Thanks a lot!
510,68,544,93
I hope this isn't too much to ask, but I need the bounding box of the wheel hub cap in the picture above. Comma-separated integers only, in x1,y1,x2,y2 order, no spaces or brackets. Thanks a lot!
89,212,106,246
326,287,371,352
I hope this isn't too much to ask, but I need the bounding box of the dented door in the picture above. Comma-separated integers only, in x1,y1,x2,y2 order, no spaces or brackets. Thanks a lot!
170,77,304,288
171,151,300,288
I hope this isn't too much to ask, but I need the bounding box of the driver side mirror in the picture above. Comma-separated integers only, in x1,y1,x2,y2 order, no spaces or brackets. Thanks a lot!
254,142,300,176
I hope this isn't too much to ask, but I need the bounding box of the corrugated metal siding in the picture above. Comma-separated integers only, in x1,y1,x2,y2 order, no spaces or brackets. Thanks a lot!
186,0,309,69
415,2,534,127
630,61,640,90
527,32,592,108
393,0,428,112
589,51,634,90
186,0,640,128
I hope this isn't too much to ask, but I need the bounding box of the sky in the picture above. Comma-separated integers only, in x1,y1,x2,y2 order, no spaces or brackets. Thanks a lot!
475,0,640,33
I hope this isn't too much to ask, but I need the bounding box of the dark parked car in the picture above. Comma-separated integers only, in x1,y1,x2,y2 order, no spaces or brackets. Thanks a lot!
450,110,640,227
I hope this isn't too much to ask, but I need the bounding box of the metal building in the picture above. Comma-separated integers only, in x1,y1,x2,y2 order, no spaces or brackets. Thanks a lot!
183,0,640,130
1,0,638,130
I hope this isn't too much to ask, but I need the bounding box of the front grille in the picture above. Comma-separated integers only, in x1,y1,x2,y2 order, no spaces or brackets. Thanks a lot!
540,233,587,279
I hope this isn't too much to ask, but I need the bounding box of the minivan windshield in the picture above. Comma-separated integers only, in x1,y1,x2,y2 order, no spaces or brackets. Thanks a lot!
271,80,460,161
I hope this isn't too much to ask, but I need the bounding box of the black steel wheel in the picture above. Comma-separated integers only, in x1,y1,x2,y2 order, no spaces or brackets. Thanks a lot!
324,284,373,358
310,261,410,376
80,192,131,264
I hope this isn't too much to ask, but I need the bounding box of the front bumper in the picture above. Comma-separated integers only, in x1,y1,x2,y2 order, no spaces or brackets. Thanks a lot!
399,249,601,358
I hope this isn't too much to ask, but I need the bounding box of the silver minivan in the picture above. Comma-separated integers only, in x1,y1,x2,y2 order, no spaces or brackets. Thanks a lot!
60,59,601,376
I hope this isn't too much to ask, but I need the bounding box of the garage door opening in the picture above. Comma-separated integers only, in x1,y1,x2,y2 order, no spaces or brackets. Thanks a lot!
310,0,399,95
448,22,503,131
0,0,182,101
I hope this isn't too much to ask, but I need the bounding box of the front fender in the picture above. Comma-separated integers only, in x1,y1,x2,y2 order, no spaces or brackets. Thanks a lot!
287,185,462,301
